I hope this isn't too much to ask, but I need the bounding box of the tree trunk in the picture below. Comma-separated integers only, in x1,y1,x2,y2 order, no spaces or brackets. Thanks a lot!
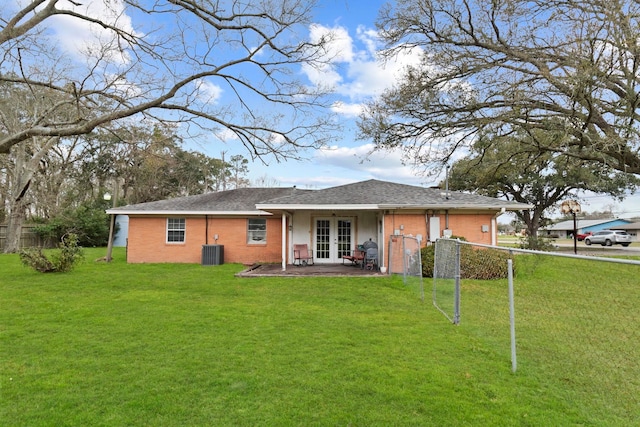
4,179,30,253
4,137,57,253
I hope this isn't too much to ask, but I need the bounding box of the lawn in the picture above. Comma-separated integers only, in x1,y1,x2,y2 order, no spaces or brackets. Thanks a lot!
1,247,639,426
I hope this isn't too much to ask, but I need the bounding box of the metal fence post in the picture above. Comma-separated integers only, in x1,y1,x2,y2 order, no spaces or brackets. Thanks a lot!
508,258,517,373
454,240,461,325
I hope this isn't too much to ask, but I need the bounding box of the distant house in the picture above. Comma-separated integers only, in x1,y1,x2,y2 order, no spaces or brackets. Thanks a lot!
542,218,633,239
622,222,640,240
107,179,531,268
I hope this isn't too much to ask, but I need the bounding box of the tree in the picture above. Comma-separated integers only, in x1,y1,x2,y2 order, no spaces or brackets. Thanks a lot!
0,79,77,252
1,1,334,156
447,129,639,246
0,0,335,251
360,0,640,175
227,155,250,190
253,174,281,187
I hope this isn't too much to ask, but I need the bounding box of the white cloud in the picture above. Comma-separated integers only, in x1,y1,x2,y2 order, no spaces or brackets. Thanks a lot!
105,72,142,98
313,143,431,184
213,128,239,143
309,24,355,63
196,79,223,104
331,101,363,118
41,0,139,64
303,22,424,109
301,24,354,89
243,141,435,189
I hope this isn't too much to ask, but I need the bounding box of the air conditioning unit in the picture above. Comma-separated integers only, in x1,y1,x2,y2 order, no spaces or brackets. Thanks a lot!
202,244,224,265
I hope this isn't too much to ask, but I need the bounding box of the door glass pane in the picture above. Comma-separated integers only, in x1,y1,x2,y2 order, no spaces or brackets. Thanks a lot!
316,219,330,259
337,220,352,258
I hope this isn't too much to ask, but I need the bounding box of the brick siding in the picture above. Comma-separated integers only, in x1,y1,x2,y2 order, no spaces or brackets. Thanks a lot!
127,216,283,264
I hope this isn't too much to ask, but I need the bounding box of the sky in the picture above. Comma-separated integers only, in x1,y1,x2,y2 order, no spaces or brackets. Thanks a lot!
214,0,431,190
9,0,640,219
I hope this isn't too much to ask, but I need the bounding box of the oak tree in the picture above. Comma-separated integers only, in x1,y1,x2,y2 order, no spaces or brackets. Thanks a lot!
360,0,640,175
448,129,639,243
1,0,334,251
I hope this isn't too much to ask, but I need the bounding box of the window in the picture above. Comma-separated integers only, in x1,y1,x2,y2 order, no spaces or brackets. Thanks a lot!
167,218,186,243
247,218,266,243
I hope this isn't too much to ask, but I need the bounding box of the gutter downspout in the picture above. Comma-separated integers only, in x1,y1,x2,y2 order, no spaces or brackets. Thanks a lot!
425,211,430,243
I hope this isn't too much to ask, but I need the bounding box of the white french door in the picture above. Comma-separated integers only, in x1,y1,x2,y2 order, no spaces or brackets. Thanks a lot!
314,217,354,263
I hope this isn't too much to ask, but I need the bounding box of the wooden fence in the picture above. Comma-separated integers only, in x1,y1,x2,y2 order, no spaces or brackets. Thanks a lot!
0,225,53,251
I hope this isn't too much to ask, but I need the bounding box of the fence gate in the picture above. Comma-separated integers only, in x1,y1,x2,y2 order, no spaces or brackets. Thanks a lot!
388,235,424,301
433,238,460,324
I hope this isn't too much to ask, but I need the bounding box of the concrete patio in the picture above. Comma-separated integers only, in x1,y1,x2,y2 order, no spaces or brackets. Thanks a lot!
237,263,387,277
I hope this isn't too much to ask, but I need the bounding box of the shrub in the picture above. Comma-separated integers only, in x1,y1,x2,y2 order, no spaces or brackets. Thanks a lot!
518,235,556,251
32,201,112,247
421,236,466,278
421,244,436,278
19,234,84,273
421,239,513,280
461,246,512,280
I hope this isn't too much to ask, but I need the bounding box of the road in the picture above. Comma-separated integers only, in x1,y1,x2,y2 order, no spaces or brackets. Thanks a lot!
498,238,640,256
553,241,640,256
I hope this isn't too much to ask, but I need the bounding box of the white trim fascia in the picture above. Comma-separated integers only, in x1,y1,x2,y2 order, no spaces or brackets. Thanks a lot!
377,204,533,210
106,209,273,216
255,204,380,210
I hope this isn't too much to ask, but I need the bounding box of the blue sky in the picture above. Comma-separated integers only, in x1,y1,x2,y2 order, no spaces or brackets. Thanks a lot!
10,0,640,218
205,0,432,190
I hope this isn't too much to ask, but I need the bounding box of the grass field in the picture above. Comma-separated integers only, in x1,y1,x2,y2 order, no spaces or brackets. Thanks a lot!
2,247,639,426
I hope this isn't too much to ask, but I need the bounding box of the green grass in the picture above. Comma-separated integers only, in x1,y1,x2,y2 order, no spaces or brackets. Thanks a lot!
2,248,639,426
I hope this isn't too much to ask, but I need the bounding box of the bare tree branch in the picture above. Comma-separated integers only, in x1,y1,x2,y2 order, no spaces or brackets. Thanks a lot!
1,0,336,161
362,0,640,174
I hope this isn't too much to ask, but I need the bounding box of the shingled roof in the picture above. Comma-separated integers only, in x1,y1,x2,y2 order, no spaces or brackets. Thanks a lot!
257,180,531,211
108,179,531,215
108,187,311,215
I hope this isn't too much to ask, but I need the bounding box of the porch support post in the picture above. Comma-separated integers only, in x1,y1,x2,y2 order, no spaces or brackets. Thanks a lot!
281,213,287,271
492,208,505,246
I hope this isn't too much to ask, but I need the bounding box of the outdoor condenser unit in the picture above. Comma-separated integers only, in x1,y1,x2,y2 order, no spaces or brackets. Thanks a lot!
202,244,224,265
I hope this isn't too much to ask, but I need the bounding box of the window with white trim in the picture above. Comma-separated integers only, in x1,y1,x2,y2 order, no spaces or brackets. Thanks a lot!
247,218,266,243
167,218,186,243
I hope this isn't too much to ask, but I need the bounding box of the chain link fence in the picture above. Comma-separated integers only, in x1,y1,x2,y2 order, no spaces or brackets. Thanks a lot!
388,234,424,301
433,238,460,324
432,236,640,409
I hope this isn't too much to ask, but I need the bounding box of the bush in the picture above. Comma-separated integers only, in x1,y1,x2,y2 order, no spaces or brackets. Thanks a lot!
518,235,556,251
421,236,466,278
32,201,112,247
421,244,436,278
421,239,513,280
461,246,512,280
19,234,84,273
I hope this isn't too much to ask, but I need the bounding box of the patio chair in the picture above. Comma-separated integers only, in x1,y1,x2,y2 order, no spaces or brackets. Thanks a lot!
342,247,365,266
363,247,379,270
293,244,314,266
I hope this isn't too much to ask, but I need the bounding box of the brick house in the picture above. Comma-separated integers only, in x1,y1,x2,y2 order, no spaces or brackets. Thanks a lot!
107,179,531,269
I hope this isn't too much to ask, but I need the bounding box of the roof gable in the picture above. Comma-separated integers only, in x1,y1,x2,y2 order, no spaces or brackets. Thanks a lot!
258,179,531,210
546,218,632,231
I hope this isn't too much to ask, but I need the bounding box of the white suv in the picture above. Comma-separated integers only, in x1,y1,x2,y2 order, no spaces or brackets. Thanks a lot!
584,230,632,247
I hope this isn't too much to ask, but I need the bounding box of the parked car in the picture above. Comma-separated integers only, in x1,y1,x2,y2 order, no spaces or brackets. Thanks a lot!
584,230,632,247
576,231,592,241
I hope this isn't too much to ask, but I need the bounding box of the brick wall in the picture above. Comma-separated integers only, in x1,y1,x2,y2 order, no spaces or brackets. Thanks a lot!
383,211,496,246
126,211,496,264
127,216,284,264
446,213,495,244
383,211,496,271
